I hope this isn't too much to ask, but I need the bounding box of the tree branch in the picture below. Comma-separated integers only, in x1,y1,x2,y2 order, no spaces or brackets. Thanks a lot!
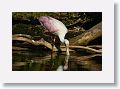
13,34,101,53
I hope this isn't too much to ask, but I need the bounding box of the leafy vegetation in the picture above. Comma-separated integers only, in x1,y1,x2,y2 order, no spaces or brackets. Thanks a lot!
12,12,102,36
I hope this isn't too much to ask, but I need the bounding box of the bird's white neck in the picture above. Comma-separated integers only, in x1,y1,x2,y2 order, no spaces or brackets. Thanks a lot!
59,36,70,55
64,39,70,55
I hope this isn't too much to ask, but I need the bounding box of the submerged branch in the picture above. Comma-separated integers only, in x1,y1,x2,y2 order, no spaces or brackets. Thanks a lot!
70,54,102,61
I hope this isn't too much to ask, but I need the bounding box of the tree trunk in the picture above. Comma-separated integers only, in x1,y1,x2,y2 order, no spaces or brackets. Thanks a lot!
69,22,102,46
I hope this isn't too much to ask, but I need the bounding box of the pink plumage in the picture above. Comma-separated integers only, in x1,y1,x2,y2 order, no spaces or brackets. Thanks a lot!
38,16,70,55
38,16,58,32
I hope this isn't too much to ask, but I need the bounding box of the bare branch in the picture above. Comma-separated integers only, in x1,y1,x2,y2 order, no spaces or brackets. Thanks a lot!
87,45,102,48
61,45,102,53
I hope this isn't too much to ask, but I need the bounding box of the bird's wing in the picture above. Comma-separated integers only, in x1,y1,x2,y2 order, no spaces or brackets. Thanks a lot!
51,18,68,33
48,18,59,32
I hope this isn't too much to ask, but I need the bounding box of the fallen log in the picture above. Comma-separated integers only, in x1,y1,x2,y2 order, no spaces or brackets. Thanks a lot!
69,22,102,45
12,22,102,53
12,34,32,39
12,35,101,53
12,35,74,52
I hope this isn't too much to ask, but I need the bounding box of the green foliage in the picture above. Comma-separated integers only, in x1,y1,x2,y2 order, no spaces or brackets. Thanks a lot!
12,12,102,36
12,12,101,25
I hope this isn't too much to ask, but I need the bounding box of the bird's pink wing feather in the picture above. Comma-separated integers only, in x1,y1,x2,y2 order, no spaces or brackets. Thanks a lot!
43,18,59,33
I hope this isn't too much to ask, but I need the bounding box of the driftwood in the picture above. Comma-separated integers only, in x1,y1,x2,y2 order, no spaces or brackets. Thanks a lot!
13,37,72,52
12,22,102,54
12,46,29,51
12,34,101,53
13,35,56,50
65,46,101,53
69,22,102,45
87,45,102,48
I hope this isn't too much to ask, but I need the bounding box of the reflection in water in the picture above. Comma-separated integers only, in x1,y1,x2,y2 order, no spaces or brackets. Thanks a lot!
56,55,70,71
56,65,63,71
12,51,102,71
63,55,69,70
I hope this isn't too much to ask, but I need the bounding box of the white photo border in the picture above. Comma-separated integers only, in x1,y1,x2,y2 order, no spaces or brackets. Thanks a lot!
0,0,114,83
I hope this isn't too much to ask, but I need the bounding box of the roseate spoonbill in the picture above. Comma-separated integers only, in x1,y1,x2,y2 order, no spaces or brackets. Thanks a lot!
37,16,70,55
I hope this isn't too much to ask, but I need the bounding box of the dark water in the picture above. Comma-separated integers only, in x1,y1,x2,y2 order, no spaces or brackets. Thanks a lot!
12,51,102,71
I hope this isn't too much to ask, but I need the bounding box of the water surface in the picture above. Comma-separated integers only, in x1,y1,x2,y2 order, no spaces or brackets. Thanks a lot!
12,51,102,71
